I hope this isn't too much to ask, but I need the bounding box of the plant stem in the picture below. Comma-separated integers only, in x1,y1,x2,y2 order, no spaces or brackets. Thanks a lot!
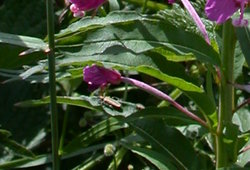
122,71,129,101
59,109,69,155
98,6,107,17
216,20,236,168
142,0,149,13
232,98,250,113
122,0,168,11
113,155,117,170
121,77,208,127
157,88,182,107
46,0,60,169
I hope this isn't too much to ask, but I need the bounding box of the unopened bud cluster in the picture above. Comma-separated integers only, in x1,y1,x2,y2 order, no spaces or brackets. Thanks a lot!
104,144,116,157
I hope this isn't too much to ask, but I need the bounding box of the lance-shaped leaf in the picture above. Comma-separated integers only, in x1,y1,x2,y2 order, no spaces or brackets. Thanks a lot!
0,129,34,158
56,11,220,65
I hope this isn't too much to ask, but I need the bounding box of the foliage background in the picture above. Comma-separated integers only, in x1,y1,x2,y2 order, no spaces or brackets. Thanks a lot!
0,0,250,169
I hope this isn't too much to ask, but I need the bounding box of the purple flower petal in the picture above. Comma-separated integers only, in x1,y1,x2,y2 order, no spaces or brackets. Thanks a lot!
232,0,249,26
69,0,106,11
83,65,121,90
69,0,107,17
205,0,239,24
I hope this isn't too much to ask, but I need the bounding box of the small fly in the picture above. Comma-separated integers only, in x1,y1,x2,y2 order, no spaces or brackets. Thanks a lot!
99,96,121,109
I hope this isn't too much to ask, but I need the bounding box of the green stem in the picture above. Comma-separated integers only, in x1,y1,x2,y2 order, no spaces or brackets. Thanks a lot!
46,0,59,169
142,0,149,13
122,0,168,11
157,88,182,107
98,6,107,17
216,20,236,168
113,155,117,170
122,71,129,101
59,109,69,155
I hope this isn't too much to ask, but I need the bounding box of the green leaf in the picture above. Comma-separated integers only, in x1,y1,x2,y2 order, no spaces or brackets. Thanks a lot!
0,129,12,138
153,47,196,62
53,51,203,93
0,44,46,69
56,11,220,65
19,65,46,80
0,81,48,160
0,156,47,170
125,106,198,126
16,95,141,117
122,0,168,11
126,117,206,170
109,0,120,11
107,147,127,170
15,95,100,111
101,98,141,117
122,142,177,170
234,42,245,80
236,8,250,67
62,117,127,155
222,122,239,163
136,65,203,93
72,154,105,170
0,0,47,69
185,91,217,127
233,108,250,133
217,167,250,170
206,69,216,106
0,32,47,50
57,11,145,37
0,142,109,169
237,139,250,167
0,134,34,158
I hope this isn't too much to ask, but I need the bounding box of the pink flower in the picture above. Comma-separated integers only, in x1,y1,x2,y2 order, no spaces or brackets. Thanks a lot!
82,65,207,127
83,65,121,90
205,0,249,26
69,0,107,17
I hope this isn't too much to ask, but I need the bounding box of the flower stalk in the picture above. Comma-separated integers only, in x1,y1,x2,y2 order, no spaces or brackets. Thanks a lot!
121,77,208,127
216,20,236,168
180,0,210,44
83,64,208,127
46,0,60,169
122,0,168,11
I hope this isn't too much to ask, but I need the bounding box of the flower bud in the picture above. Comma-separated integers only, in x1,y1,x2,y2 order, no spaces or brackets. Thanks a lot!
69,0,107,17
83,65,121,90
128,164,134,170
78,118,87,127
104,144,116,157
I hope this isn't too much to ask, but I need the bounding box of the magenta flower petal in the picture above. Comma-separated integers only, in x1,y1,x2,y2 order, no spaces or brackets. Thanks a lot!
205,0,239,24
69,0,106,11
205,0,250,26
70,4,85,17
180,0,210,44
69,0,107,17
232,0,249,26
83,65,121,90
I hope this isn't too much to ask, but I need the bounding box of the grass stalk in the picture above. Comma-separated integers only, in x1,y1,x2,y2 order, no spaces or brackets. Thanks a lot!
46,0,60,169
